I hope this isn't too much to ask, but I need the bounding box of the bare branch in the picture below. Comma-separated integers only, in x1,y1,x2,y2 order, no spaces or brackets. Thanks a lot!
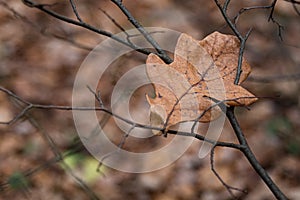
99,7,126,33
292,3,300,15
214,0,243,41
226,107,288,200
21,0,154,56
97,124,136,172
110,0,172,64
268,0,285,40
210,145,247,199
11,97,101,200
0,1,106,51
233,1,286,40
234,5,273,24
69,0,83,22
214,0,251,85
0,86,242,149
87,86,104,107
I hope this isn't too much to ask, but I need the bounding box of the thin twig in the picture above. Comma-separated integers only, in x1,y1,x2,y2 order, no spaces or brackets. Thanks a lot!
0,87,242,150
69,0,83,22
163,62,216,136
9,97,101,200
210,145,247,199
110,0,172,64
87,86,104,107
214,0,251,84
291,2,300,15
233,5,274,24
21,0,153,56
99,7,163,48
214,0,243,41
235,28,252,84
233,1,286,39
0,142,86,192
99,7,126,33
268,0,284,40
0,1,102,51
97,124,136,171
98,7,137,47
268,0,277,22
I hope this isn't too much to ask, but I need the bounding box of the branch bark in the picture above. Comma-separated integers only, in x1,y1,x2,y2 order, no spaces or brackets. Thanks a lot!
226,106,288,200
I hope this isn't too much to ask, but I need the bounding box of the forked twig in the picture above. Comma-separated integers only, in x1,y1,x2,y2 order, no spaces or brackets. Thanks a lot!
96,124,136,172
69,0,83,22
110,0,172,64
8,97,100,200
210,145,247,199
21,0,155,56
0,86,241,150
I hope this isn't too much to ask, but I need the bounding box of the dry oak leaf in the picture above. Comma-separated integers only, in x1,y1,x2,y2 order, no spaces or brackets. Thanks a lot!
146,31,257,135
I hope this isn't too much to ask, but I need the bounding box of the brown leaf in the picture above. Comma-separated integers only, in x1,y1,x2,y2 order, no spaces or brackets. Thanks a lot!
146,32,257,135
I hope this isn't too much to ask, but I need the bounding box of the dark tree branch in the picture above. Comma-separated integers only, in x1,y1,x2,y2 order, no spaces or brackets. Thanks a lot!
21,0,174,63
233,5,274,25
233,0,285,40
235,28,252,84
285,0,300,15
69,0,83,22
98,7,163,48
269,0,278,22
268,0,284,40
20,0,161,57
291,3,300,15
214,0,243,41
0,86,242,150
226,106,288,200
110,0,172,64
233,2,285,40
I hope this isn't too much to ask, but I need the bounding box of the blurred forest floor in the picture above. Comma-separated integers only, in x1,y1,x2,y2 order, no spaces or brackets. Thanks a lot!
0,0,299,200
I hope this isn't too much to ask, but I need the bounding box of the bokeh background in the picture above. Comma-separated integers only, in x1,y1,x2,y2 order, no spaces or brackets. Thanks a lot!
0,0,299,199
